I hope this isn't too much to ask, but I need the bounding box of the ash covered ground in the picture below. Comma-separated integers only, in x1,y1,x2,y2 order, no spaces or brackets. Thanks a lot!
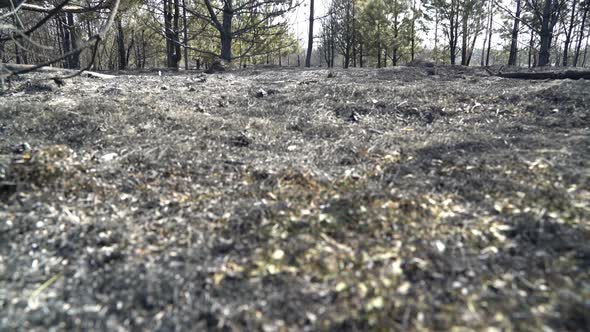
0,65,589,331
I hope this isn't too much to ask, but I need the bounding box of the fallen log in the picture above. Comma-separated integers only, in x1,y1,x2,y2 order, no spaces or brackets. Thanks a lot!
2,64,116,79
494,70,590,80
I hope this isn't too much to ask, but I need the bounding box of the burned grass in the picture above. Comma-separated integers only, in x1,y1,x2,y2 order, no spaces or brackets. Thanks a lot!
0,66,589,331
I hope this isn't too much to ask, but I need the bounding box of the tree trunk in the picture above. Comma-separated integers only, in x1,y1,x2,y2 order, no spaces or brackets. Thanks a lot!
67,12,79,69
562,0,577,66
0,42,5,63
583,34,589,66
574,3,588,66
61,15,71,68
306,0,314,67
117,18,126,70
481,8,488,67
485,0,493,66
173,0,182,66
410,0,415,61
465,29,479,65
182,0,189,69
528,28,534,67
434,8,439,55
377,24,381,68
392,13,398,66
538,0,554,66
330,12,335,68
359,41,363,67
164,0,173,67
453,2,460,64
508,0,521,66
461,7,468,65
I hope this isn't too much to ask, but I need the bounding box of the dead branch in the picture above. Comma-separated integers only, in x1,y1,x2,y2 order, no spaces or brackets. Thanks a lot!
2,64,116,79
2,0,120,81
494,70,590,80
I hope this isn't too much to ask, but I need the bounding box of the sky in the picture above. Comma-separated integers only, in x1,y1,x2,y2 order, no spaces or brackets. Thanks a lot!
288,0,329,47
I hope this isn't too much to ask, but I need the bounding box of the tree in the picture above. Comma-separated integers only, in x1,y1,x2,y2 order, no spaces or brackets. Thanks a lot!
306,0,314,67
459,0,485,65
385,0,409,66
331,0,357,68
359,0,389,67
562,0,578,65
194,0,296,62
427,0,462,64
508,0,522,66
573,0,589,66
528,0,565,66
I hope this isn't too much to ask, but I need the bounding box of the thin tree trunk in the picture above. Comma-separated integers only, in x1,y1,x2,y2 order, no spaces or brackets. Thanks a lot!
528,28,534,67
173,0,181,67
410,0,415,61
182,0,189,69
305,0,314,67
359,41,363,67
562,0,577,66
61,15,71,68
377,24,381,68
481,11,488,66
465,28,479,65
117,18,126,70
330,12,335,68
434,8,439,56
486,0,493,66
461,6,468,65
67,12,79,69
583,34,589,66
508,0,521,66
574,5,589,67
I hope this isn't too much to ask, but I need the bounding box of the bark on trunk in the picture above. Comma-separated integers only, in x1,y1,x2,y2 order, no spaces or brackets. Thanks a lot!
562,0,577,66
573,3,588,67
305,0,314,67
508,0,521,66
117,18,126,70
182,0,189,69
485,0,493,66
538,0,555,66
67,12,79,69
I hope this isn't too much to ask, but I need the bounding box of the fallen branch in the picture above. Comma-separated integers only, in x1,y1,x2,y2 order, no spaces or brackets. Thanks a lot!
19,2,111,13
494,70,590,80
2,64,116,79
2,0,120,82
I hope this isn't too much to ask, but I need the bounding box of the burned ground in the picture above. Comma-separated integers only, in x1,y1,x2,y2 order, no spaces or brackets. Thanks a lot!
0,66,589,331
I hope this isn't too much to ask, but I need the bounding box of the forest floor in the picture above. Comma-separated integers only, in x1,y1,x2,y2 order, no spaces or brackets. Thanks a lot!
0,65,589,331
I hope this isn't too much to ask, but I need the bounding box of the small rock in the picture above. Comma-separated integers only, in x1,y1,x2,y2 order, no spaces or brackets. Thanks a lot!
255,89,267,98
229,134,252,147
160,85,169,91
100,153,118,162
12,142,31,154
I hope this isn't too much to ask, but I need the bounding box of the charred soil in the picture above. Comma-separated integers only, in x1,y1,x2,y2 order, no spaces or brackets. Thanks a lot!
1,66,589,331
